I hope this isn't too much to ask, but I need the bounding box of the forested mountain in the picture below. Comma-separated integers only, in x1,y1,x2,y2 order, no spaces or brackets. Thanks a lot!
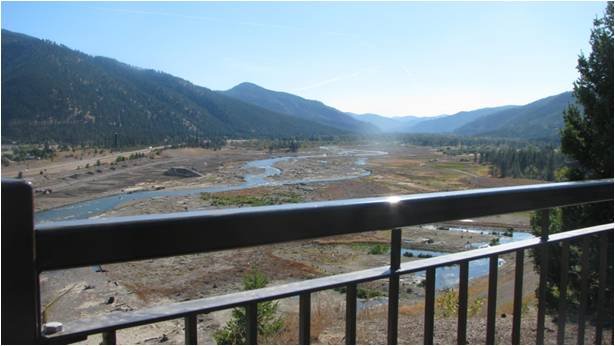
455,91,575,140
403,106,517,133
1,30,346,145
220,82,377,133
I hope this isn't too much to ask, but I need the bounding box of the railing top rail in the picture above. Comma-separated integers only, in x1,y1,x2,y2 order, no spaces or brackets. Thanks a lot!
34,179,613,271
44,223,614,343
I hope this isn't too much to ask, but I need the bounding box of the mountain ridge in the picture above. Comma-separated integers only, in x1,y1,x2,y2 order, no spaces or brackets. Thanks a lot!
220,82,377,133
1,29,348,145
1,29,574,144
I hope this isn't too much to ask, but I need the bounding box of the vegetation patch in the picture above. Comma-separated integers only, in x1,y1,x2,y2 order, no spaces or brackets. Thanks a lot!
201,192,304,207
213,271,283,344
334,286,383,299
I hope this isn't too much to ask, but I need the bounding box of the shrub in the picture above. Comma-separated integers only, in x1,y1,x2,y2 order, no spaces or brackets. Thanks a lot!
368,244,389,255
213,271,283,344
436,289,485,318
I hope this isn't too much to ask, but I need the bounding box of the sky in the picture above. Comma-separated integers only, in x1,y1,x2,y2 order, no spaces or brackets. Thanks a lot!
1,1,607,117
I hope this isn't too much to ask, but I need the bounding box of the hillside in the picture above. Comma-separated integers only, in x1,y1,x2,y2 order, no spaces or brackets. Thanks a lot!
221,82,377,133
455,92,575,140
1,30,346,145
404,106,517,133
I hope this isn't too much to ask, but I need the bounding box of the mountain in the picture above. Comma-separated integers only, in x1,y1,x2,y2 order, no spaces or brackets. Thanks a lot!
455,92,575,140
1,30,346,145
220,82,377,133
403,106,518,133
348,113,425,132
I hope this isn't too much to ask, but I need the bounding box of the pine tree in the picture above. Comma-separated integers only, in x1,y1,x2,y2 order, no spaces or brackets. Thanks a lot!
531,2,613,320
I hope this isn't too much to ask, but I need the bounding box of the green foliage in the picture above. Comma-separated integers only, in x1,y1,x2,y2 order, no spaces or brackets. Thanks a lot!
477,145,566,181
213,271,283,345
532,3,614,319
3,145,56,162
367,244,390,255
334,286,383,299
436,289,485,318
201,192,303,207
266,139,301,153
489,238,500,246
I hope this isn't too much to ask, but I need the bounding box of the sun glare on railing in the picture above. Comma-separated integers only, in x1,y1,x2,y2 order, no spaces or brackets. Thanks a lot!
386,196,401,204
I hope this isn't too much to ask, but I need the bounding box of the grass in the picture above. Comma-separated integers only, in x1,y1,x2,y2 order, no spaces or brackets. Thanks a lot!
201,192,303,207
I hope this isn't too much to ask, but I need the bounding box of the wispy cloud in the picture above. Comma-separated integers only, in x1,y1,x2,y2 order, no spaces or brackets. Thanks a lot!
294,67,374,92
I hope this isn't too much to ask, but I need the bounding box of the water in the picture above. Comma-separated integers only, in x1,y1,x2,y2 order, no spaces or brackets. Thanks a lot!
401,229,533,290
35,148,384,223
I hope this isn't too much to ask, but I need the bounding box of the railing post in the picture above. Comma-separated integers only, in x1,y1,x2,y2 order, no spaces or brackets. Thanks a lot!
1,179,40,344
345,284,357,345
457,261,469,345
299,293,311,345
246,302,257,345
184,314,197,345
387,228,401,345
536,209,550,344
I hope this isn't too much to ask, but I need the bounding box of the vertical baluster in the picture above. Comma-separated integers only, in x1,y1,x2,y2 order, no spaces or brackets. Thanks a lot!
246,302,258,345
424,267,436,345
184,314,197,345
387,228,401,345
511,249,524,345
457,261,469,345
577,237,590,345
486,255,498,345
536,244,549,344
102,330,117,345
557,241,569,344
595,233,608,344
299,293,311,345
345,284,357,345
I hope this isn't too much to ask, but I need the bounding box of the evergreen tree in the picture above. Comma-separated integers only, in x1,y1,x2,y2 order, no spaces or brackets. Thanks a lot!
531,2,613,321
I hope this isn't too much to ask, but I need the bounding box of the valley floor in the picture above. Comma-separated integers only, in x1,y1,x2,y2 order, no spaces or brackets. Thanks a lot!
5,143,609,344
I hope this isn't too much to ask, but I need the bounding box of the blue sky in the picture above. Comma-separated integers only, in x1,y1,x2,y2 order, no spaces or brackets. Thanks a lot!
1,1,606,116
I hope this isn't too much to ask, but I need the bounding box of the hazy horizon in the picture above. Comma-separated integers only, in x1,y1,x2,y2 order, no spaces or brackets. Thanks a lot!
1,2,602,116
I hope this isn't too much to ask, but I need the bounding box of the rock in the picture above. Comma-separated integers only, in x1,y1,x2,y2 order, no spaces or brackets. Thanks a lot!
42,322,63,335
159,334,168,342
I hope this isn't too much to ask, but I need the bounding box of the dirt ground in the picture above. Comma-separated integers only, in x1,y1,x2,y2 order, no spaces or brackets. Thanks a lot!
8,143,603,344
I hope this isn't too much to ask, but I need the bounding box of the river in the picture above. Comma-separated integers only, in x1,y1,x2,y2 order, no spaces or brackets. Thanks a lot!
35,148,386,223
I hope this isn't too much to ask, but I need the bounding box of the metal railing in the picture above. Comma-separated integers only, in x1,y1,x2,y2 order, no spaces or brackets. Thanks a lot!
1,178,613,344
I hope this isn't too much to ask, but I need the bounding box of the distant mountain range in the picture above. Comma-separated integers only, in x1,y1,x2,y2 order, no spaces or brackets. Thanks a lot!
351,92,574,141
1,29,576,144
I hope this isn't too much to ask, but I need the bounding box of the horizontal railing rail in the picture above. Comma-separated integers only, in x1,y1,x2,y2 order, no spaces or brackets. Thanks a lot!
36,179,613,270
2,178,613,345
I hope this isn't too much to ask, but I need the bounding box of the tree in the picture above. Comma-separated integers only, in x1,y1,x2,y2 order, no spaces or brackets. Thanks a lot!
531,2,613,320
213,271,283,344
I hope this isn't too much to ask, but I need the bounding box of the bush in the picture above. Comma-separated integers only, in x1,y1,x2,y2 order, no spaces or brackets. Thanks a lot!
436,289,485,318
213,271,283,344
368,244,389,255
